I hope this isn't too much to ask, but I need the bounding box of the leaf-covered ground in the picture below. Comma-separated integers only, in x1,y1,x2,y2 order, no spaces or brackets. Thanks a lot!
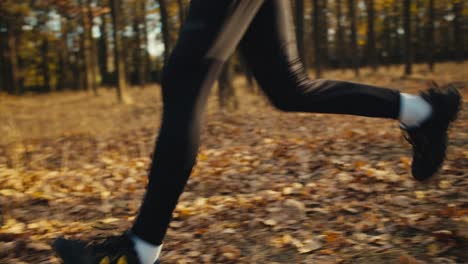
0,63,467,264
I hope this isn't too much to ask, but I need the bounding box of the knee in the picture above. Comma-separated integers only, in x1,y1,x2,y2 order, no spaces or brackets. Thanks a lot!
269,96,297,112
263,84,307,112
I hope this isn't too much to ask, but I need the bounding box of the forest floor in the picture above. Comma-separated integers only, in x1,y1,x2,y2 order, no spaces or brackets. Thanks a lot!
0,62,467,264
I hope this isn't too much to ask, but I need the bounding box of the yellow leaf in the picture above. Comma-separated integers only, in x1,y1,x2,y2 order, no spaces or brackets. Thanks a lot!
415,191,425,199
99,257,110,264
439,180,451,189
324,230,341,243
263,219,277,226
117,256,128,264
427,244,439,256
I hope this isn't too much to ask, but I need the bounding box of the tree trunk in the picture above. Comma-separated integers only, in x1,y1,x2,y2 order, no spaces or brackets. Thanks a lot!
238,53,256,92
177,0,186,26
110,0,129,103
98,14,110,86
453,1,463,62
78,0,94,93
348,0,359,76
41,36,51,91
427,0,435,71
313,0,322,78
157,0,171,64
87,0,98,94
383,6,391,67
141,0,151,84
218,59,238,112
413,0,423,63
404,0,413,75
134,0,146,88
295,0,307,69
391,4,402,65
0,23,5,93
365,0,377,71
6,22,21,94
57,16,70,91
335,0,345,69
321,0,329,67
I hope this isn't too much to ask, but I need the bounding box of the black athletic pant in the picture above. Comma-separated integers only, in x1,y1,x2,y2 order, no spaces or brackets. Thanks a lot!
132,0,401,245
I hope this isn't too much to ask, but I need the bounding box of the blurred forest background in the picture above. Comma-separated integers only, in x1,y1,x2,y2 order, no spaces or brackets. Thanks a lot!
0,0,466,97
0,1,467,263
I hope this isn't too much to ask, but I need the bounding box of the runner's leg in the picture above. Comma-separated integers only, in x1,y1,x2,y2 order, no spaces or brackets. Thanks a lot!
240,0,401,118
131,0,264,246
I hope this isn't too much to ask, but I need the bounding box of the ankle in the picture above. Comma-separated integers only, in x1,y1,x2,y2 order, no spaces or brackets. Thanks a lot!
130,234,162,264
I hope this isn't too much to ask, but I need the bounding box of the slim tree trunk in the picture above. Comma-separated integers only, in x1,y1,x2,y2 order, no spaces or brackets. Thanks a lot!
365,0,377,71
78,0,94,92
41,36,51,91
238,53,256,92
321,0,329,67
295,0,307,69
348,0,360,76
383,6,391,67
177,0,185,26
6,22,21,94
404,0,413,75
426,0,436,72
218,58,238,112
0,22,5,93
414,0,423,63
391,4,402,65
335,0,345,69
313,0,322,78
157,0,171,64
110,0,128,102
141,0,151,84
453,1,463,62
98,14,110,86
87,0,98,94
58,16,70,90
133,0,146,88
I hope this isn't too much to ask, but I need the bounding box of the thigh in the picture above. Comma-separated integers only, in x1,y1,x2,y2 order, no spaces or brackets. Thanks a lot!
163,0,264,105
239,0,308,98
172,0,264,61
173,0,233,60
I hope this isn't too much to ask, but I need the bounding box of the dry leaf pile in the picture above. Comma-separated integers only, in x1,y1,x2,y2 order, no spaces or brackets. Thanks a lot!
0,63,467,263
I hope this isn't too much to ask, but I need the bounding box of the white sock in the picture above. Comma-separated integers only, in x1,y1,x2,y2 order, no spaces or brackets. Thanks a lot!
131,235,162,264
399,93,432,128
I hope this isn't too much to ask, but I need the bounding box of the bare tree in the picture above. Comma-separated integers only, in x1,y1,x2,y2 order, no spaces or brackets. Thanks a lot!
348,0,359,76
403,0,413,75
98,13,110,86
110,0,128,102
87,0,98,93
335,0,346,69
295,0,307,69
365,0,377,71
157,0,171,64
453,0,463,62
218,58,238,112
313,0,322,78
177,0,186,26
6,20,21,94
427,0,435,71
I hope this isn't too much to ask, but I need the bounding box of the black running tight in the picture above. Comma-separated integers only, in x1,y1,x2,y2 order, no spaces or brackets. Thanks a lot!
132,0,400,245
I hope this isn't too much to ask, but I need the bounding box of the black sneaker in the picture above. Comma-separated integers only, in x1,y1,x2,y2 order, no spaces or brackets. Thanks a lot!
53,232,161,264
403,83,462,181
